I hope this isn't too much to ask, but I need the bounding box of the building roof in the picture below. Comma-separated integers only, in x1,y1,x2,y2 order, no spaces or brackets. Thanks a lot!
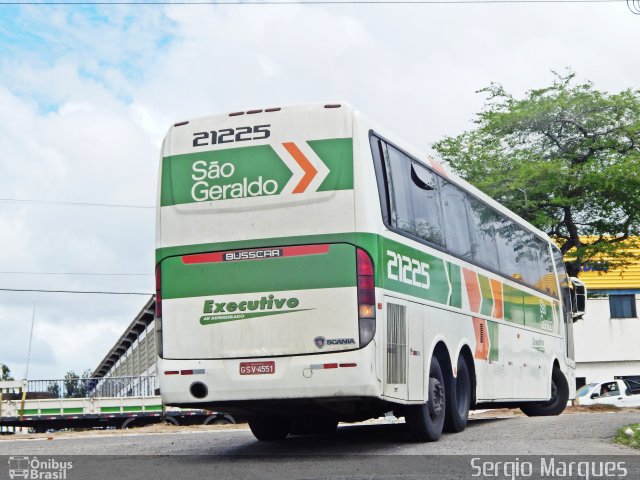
92,296,155,378
578,243,640,291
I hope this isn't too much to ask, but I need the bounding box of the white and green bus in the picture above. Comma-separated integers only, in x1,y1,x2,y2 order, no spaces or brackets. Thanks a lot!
155,103,586,442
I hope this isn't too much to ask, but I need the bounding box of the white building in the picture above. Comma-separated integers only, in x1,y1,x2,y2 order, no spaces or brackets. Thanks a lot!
572,249,640,388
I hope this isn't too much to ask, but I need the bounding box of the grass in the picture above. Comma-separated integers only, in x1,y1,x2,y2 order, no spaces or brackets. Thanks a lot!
614,423,640,449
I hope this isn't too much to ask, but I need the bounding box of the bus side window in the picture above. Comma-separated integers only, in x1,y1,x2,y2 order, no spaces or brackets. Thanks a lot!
466,196,500,272
439,179,473,259
384,144,445,247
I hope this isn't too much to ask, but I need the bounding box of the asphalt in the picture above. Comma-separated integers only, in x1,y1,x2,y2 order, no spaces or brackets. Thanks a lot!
1,412,638,480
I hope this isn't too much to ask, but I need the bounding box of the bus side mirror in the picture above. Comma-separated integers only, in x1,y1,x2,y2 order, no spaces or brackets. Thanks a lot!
570,277,586,321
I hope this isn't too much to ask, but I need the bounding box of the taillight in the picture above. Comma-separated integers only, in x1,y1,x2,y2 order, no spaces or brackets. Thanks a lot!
356,248,376,347
155,263,163,357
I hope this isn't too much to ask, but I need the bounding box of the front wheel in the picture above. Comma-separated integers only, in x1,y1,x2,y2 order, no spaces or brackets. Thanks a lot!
405,356,446,442
520,367,569,417
444,356,471,433
248,417,290,441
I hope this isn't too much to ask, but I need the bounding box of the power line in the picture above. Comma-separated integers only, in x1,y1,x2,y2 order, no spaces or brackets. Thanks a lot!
0,271,153,276
0,199,154,209
0,288,153,295
0,0,628,4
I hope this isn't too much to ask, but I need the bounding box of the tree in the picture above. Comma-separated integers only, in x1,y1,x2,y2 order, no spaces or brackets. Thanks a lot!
1,364,14,381
46,381,61,398
433,71,640,276
63,370,92,398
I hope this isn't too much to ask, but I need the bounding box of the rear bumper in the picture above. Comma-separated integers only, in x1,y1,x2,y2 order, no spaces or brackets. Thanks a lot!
158,342,381,407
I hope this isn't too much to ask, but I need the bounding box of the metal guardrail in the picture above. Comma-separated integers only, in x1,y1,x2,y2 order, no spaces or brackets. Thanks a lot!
23,376,158,399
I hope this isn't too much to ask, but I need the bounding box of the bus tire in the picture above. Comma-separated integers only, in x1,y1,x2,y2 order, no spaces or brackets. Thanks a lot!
444,355,471,433
520,367,569,417
121,417,137,430
405,356,446,442
211,418,233,425
204,414,235,425
248,417,290,441
164,416,180,426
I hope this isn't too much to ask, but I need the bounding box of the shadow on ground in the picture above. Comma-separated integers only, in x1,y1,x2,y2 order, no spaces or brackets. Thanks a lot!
221,417,512,456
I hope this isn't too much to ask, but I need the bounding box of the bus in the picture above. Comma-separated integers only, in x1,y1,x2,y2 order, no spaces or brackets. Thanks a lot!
155,103,586,442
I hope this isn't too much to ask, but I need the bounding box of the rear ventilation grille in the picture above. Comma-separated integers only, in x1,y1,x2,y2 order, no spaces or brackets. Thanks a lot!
386,303,407,385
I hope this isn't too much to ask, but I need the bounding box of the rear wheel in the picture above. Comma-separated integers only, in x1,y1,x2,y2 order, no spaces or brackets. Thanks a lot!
444,355,471,433
248,417,290,441
164,416,180,426
520,367,569,417
204,414,234,426
121,417,137,430
405,356,446,442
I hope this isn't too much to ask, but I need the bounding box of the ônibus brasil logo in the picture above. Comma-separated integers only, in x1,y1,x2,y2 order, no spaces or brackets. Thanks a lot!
7,456,73,480
200,294,312,325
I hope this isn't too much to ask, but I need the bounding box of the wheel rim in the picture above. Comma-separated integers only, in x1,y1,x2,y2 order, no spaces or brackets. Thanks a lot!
428,376,445,420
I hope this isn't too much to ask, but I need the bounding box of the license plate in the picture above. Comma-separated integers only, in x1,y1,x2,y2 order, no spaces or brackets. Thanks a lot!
239,361,275,375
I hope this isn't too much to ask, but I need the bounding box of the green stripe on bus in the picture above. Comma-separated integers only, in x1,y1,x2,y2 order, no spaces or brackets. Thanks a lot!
380,237,450,305
162,243,356,300
524,297,554,331
503,285,525,325
100,406,121,413
478,275,494,317
145,405,163,411
21,409,39,415
488,320,500,362
160,144,294,207
63,408,84,414
447,262,462,308
308,138,354,191
156,231,560,334
123,406,143,412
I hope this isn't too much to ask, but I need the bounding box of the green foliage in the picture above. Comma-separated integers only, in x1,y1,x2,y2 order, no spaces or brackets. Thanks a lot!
46,381,61,398
1,363,14,381
63,369,92,398
433,71,640,276
614,423,640,449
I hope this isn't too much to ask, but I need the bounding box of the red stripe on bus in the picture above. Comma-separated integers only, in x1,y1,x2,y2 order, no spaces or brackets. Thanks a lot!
490,278,503,319
182,252,225,264
462,268,482,314
281,244,330,257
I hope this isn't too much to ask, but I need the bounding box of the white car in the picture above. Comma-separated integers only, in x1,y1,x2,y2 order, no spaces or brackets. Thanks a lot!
576,379,640,407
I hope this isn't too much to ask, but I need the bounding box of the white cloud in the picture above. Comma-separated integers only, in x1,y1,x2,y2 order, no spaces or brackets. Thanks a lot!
0,2,638,379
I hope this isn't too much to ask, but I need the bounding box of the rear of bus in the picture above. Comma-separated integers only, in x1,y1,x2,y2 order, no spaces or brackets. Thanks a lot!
155,103,381,423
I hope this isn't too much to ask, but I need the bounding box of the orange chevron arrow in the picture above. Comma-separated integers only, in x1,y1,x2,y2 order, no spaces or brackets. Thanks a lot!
283,142,318,194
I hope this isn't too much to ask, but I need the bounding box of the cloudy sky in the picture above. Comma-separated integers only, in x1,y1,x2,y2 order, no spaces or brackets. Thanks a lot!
0,0,638,380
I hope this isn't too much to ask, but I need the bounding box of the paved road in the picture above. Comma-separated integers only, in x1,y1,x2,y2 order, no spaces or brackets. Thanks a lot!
2,412,639,480
1,411,638,456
